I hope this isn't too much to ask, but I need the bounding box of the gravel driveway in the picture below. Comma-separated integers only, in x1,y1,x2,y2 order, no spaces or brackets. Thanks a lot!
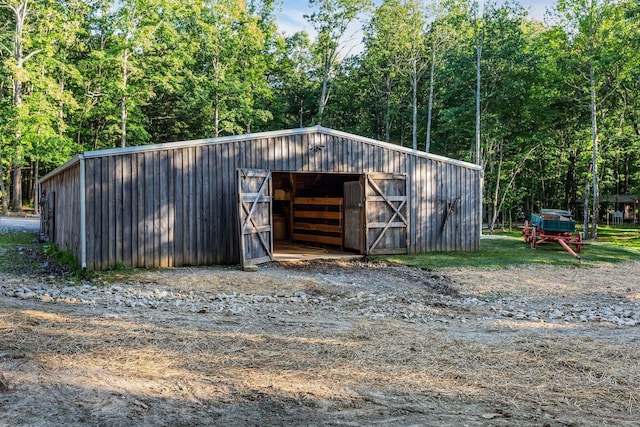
0,216,40,233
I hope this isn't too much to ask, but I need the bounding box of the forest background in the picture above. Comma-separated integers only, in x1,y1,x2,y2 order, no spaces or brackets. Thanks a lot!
1,0,638,236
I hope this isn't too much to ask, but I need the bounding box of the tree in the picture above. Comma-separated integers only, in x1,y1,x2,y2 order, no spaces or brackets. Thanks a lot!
268,31,316,129
362,0,413,143
553,0,620,239
0,0,81,210
176,0,276,138
424,0,465,153
305,0,372,125
403,0,428,150
1,0,36,211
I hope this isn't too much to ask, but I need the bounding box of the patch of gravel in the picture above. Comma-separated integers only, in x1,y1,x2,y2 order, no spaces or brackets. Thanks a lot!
0,215,40,234
1,265,638,328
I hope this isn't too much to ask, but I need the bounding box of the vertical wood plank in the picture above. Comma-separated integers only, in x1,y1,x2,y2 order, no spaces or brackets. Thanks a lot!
130,154,139,267
122,155,132,267
213,144,223,264
115,156,123,265
99,158,109,270
294,134,302,171
173,149,184,266
167,150,175,266
220,143,230,262
137,153,145,267
444,163,452,251
107,156,116,268
208,145,216,264
322,134,329,171
144,152,154,267
201,146,211,264
274,136,282,171
409,155,416,253
194,146,203,264
434,161,442,251
85,159,96,270
159,150,169,267
285,136,292,171
187,147,196,265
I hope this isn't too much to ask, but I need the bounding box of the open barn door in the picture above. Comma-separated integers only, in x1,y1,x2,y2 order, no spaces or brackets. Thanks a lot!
344,180,364,252
364,173,408,255
237,169,273,267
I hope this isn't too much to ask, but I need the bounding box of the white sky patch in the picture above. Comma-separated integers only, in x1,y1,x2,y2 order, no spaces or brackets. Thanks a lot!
277,0,368,57
277,4,314,37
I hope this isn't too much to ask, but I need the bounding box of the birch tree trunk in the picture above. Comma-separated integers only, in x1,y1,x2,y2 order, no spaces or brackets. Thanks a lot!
425,46,436,153
317,48,334,125
121,48,129,148
589,64,599,239
120,49,129,148
6,1,29,211
411,59,418,151
475,35,482,166
583,166,591,238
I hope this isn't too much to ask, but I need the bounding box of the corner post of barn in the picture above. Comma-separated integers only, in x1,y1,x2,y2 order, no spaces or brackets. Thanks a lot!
79,154,87,269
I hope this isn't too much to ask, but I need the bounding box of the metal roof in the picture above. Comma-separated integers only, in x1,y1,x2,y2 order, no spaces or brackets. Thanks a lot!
40,126,482,183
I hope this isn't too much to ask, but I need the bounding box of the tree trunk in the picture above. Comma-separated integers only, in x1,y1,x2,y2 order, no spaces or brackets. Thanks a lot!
425,46,436,153
489,150,502,232
299,99,304,128
583,167,590,238
214,93,220,138
33,159,39,215
384,77,392,142
475,29,482,166
317,48,334,126
317,72,328,125
564,149,576,210
589,64,599,239
491,145,537,232
121,48,129,148
12,149,22,212
0,161,7,212
9,1,28,212
411,60,418,151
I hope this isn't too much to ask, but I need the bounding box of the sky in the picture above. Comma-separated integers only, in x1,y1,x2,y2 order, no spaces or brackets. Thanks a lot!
276,0,558,39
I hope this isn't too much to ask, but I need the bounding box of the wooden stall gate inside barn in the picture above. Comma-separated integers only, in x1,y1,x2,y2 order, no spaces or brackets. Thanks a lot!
237,169,408,267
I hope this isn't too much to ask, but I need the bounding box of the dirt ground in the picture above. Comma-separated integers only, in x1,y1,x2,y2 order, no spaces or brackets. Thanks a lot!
1,232,639,426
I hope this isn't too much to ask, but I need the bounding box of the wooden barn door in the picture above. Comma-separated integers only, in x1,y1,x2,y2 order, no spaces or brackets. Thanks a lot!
343,180,364,252
237,169,273,267
364,173,408,255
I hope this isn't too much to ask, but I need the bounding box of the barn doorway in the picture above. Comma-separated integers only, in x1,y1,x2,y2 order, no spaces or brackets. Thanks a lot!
271,171,409,259
237,169,409,266
271,172,361,261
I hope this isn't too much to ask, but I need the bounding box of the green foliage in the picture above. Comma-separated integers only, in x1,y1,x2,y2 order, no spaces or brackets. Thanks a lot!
41,241,81,272
0,0,638,220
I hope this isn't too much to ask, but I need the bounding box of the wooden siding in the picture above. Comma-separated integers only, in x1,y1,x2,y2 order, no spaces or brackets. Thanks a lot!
41,163,82,262
41,129,481,270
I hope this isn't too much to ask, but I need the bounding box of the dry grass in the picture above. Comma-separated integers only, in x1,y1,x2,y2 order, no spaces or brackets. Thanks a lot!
2,305,638,420
1,261,639,425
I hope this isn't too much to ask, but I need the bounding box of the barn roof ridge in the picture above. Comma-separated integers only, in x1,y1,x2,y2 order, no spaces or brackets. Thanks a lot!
40,126,480,183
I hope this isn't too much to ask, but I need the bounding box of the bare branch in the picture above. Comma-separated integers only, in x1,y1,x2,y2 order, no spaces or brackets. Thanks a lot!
22,48,41,63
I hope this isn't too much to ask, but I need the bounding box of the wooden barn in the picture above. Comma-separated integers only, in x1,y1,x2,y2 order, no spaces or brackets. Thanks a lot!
39,126,483,270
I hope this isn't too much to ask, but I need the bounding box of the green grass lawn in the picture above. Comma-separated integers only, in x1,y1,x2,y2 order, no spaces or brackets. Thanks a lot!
0,230,41,272
377,225,640,270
